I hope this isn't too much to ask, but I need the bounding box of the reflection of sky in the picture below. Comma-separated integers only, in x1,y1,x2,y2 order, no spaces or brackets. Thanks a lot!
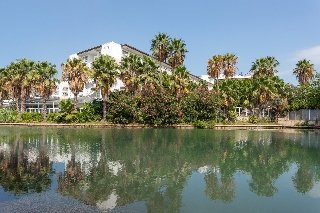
308,182,320,199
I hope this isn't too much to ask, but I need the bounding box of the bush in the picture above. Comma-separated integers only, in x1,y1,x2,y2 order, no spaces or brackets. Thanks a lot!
20,112,43,122
193,120,208,129
248,115,258,124
181,88,222,123
139,87,181,125
77,102,101,123
60,99,74,114
0,108,18,123
107,91,139,124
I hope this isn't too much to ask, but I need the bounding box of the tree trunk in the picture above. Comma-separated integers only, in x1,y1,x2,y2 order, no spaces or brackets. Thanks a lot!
102,92,108,122
43,98,48,122
15,98,20,113
74,94,78,112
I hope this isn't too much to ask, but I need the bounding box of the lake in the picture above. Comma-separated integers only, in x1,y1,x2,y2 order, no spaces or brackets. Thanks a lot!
0,127,319,212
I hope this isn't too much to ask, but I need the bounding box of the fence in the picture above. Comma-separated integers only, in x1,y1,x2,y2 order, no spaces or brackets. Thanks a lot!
288,109,320,121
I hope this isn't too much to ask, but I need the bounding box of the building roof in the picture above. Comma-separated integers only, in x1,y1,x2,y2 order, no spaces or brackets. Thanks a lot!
77,45,102,55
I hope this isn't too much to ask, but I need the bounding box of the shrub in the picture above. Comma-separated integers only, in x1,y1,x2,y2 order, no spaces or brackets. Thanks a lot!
47,112,65,123
60,99,74,114
248,115,258,124
139,87,181,125
193,120,208,129
0,108,18,123
107,91,139,124
77,102,101,123
20,112,43,122
181,89,222,123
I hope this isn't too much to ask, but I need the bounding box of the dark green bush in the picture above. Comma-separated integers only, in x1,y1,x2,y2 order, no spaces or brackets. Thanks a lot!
77,102,101,123
20,112,43,122
181,88,222,123
139,87,181,125
107,91,139,124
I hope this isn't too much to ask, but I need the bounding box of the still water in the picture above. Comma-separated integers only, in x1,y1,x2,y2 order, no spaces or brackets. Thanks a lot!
0,127,319,212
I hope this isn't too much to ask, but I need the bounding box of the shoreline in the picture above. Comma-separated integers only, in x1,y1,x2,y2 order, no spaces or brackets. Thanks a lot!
0,122,318,130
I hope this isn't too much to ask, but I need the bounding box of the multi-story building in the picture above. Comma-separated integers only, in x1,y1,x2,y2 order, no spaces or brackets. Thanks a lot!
57,41,203,100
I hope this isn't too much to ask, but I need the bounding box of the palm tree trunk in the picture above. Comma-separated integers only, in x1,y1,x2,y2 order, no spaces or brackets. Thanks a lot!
102,92,108,122
74,94,78,112
43,98,48,121
15,98,20,113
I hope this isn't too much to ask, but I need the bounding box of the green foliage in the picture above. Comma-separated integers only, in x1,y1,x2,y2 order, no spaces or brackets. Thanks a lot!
193,120,208,129
20,112,43,122
181,88,222,123
77,102,102,123
59,99,74,114
107,91,138,124
140,87,181,125
0,108,18,123
248,115,258,124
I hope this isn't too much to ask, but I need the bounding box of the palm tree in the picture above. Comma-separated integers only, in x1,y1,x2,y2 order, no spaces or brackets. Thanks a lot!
171,66,190,100
250,56,279,78
293,59,315,85
252,76,278,113
140,56,161,89
222,53,238,78
91,55,119,121
120,53,143,94
0,68,8,107
207,55,224,89
34,62,58,120
62,58,89,110
6,59,36,112
168,38,188,69
150,33,171,63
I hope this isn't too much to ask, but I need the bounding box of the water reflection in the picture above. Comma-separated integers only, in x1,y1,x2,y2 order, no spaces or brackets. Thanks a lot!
0,128,319,211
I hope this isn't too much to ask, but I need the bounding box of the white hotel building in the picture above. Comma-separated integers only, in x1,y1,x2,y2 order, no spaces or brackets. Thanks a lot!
57,41,203,100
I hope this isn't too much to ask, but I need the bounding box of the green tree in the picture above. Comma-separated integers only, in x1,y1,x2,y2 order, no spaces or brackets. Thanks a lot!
168,38,188,69
6,59,36,112
151,32,171,63
91,55,119,121
222,53,238,78
34,62,59,120
0,68,9,107
207,55,224,88
293,59,315,85
62,58,89,110
120,53,143,94
250,56,279,78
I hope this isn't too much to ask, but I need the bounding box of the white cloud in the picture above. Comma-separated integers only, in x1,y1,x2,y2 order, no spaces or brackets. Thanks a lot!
294,45,320,65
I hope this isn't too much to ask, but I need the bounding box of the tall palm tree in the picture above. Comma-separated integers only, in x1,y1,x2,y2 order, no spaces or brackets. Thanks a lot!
207,55,224,89
62,58,89,110
222,53,238,78
250,56,279,78
293,59,315,85
252,76,277,112
168,38,188,69
150,33,171,63
34,62,58,120
0,68,8,107
120,53,143,94
91,55,119,121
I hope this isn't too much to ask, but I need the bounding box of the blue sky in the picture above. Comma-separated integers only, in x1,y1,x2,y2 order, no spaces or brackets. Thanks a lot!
1,0,320,84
